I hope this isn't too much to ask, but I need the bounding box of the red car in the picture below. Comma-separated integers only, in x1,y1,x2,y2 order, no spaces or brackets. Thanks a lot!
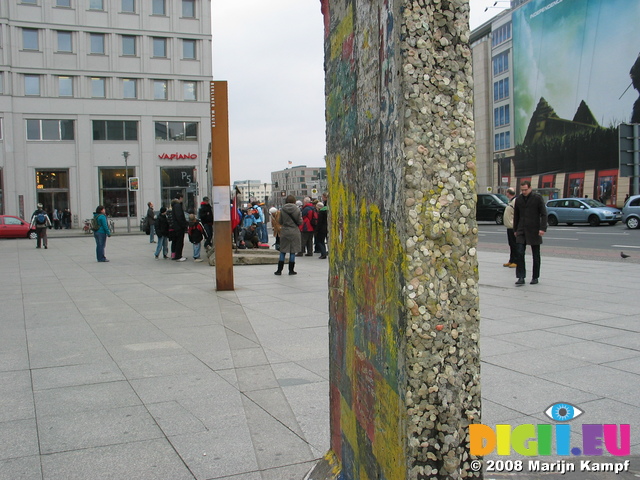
0,215,37,239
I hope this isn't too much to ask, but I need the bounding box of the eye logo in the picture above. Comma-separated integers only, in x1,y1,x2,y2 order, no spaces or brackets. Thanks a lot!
545,402,583,422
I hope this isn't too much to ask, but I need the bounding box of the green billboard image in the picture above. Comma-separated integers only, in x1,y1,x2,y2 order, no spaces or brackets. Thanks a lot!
512,0,640,191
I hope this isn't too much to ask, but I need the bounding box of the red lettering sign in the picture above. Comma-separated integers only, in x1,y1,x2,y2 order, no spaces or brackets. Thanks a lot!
158,153,198,160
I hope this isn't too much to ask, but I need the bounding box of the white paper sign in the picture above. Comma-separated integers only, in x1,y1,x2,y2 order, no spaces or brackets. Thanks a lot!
212,186,231,221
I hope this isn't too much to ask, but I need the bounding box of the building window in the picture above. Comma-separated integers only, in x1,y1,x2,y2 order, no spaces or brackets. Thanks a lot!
99,168,137,218
160,167,196,211
152,0,165,15
35,171,70,215
493,78,510,102
92,120,138,141
25,75,41,96
22,0,37,4
122,35,136,56
90,33,105,54
155,121,198,141
0,119,4,140
182,39,196,59
153,37,167,58
89,0,104,10
0,73,4,95
91,77,106,97
56,0,71,7
182,0,195,18
494,105,510,127
183,81,196,101
494,131,511,151
23,28,39,50
153,80,168,100
493,51,509,76
492,22,512,48
58,76,73,97
57,31,73,53
121,0,135,13
123,79,137,99
26,120,74,140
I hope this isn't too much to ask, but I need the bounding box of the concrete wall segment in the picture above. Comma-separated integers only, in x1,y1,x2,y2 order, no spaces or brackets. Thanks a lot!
320,0,480,479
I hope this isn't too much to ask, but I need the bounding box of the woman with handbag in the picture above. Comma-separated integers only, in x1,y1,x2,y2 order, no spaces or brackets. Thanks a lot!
274,195,302,275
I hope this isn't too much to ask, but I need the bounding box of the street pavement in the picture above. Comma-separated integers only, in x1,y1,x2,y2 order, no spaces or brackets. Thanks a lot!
1,229,639,479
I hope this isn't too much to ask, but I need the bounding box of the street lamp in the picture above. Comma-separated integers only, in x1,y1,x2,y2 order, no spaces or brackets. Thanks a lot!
123,151,131,233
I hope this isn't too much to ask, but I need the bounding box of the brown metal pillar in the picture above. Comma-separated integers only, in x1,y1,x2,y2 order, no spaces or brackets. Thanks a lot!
210,81,234,291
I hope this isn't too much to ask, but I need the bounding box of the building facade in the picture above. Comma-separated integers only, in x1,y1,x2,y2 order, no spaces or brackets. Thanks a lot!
232,179,272,207
270,165,327,206
472,8,516,197
0,0,212,226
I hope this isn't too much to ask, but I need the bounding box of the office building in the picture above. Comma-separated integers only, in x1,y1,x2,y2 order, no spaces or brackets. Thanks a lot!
0,0,212,226
232,179,272,207
270,165,327,206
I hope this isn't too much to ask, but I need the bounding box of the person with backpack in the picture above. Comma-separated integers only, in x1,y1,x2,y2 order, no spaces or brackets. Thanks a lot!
93,205,111,262
198,197,214,249
30,203,52,249
154,207,170,259
299,197,317,256
187,213,206,262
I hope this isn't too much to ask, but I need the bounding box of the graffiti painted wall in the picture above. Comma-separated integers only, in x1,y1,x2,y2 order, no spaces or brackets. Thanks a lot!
318,1,480,479
512,0,640,203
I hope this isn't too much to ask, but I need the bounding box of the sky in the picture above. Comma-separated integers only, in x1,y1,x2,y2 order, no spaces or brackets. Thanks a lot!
211,0,506,184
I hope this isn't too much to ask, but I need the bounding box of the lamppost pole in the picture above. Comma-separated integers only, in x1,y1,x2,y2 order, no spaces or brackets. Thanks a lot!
123,151,131,233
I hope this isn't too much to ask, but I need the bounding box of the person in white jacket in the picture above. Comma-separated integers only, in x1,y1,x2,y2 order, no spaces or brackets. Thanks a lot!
503,188,517,268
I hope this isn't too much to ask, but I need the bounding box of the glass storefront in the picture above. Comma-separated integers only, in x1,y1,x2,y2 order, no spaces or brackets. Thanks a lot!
160,166,197,212
99,167,137,217
35,170,70,217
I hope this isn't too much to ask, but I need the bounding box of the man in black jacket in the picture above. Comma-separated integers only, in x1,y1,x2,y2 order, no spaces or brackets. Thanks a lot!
513,180,547,285
170,193,189,262
198,197,214,249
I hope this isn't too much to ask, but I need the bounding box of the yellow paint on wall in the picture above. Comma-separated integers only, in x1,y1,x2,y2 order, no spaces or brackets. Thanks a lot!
328,154,407,480
340,393,359,459
373,376,406,475
330,8,354,61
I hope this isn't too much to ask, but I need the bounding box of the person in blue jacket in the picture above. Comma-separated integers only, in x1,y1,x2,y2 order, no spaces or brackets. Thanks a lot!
93,205,112,262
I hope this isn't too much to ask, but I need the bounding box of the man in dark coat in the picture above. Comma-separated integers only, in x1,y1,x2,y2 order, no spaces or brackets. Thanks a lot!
146,202,156,243
198,197,214,249
513,180,547,285
170,193,189,261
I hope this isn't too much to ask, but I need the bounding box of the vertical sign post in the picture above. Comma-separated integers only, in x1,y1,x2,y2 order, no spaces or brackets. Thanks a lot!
210,81,234,291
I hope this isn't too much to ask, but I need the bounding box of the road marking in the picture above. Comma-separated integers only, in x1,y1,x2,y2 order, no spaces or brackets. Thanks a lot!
612,245,640,249
573,231,629,235
542,237,579,241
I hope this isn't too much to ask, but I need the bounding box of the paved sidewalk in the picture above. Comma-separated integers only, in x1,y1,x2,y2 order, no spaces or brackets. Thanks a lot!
0,233,639,479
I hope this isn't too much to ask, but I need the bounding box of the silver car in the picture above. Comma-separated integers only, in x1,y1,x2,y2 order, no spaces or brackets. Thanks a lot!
622,195,640,229
546,198,621,226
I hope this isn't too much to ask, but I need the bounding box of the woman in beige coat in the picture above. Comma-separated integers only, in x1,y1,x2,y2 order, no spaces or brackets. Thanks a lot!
275,195,302,275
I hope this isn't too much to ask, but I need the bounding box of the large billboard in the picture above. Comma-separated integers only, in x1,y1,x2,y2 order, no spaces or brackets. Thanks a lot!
512,0,640,201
